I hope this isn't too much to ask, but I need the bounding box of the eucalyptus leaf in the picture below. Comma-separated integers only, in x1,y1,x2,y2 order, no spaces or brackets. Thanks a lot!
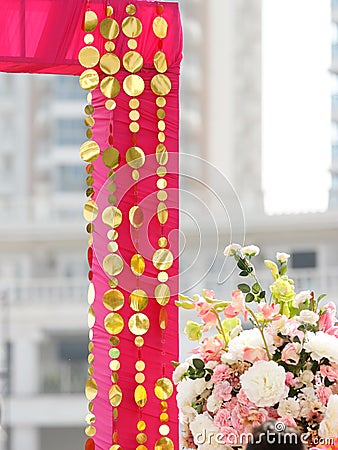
246,293,255,302
192,358,205,370
252,282,261,294
238,283,250,293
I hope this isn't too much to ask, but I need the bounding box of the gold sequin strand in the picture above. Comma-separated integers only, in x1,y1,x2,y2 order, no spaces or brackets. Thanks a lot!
151,5,174,450
99,7,124,449
80,6,100,447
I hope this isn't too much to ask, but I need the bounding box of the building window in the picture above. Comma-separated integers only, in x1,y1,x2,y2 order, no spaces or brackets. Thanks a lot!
55,119,84,146
54,165,84,192
291,251,317,269
53,75,84,100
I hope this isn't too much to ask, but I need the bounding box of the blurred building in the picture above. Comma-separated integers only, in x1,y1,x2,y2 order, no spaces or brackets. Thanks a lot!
0,1,338,450
331,0,338,207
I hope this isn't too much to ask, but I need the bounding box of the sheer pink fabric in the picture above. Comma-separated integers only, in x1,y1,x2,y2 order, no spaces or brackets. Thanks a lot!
0,1,182,449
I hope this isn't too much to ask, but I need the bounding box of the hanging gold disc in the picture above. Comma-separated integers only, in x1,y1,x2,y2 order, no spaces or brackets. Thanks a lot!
100,76,121,99
123,74,145,97
123,51,143,73
100,53,121,75
151,74,172,96
100,18,120,40
79,69,99,91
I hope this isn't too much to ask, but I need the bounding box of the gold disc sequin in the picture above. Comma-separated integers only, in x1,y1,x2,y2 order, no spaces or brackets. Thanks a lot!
100,76,120,98
158,237,168,248
103,289,124,311
152,249,174,271
84,199,99,222
103,254,124,276
155,437,174,450
100,18,120,40
153,16,168,39
154,284,170,306
88,282,95,305
128,313,150,335
122,16,142,38
80,69,99,91
80,140,100,162
85,378,98,400
100,53,121,75
158,272,169,282
126,146,145,168
157,190,168,201
137,420,146,431
135,336,144,347
84,11,98,32
157,202,168,225
85,426,96,437
88,306,95,328
130,98,140,109
134,385,147,407
105,99,117,110
123,74,145,97
129,205,144,228
123,51,144,73
102,206,122,228
154,378,173,400
105,41,116,52
154,51,168,73
78,46,100,68
151,74,172,96
156,144,168,165
109,384,122,406
131,254,145,276
126,4,136,15
129,289,148,312
159,425,170,436
102,147,120,169
104,312,124,335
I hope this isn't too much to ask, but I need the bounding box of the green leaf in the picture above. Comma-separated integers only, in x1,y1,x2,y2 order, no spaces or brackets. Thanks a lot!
171,361,180,368
192,358,205,370
317,293,327,304
175,301,195,310
247,266,253,273
238,283,250,293
239,270,248,277
279,265,287,276
252,282,261,294
205,373,211,382
237,259,247,271
178,294,190,301
246,293,255,302
258,291,266,299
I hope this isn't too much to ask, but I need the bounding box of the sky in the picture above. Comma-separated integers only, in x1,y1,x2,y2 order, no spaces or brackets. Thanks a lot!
262,0,332,214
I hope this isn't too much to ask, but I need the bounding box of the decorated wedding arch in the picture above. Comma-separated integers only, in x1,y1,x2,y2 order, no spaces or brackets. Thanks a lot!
0,1,182,449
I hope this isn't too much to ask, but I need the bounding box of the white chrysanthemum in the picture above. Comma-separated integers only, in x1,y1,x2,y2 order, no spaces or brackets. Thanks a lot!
304,331,338,364
206,394,222,413
224,243,241,256
221,328,275,364
173,362,189,384
276,252,290,263
319,395,338,438
242,245,260,257
277,398,300,418
297,310,319,325
240,360,289,407
190,413,228,450
176,378,209,423
294,290,312,307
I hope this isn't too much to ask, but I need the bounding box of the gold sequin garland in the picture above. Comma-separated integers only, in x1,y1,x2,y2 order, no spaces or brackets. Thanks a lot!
81,6,100,446
151,4,174,450
122,4,150,448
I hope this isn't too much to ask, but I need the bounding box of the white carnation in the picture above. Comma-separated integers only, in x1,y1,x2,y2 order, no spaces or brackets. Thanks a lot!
240,360,289,407
277,398,300,418
221,328,275,364
319,395,338,438
294,290,311,307
190,413,227,450
297,310,319,325
176,378,209,423
276,252,290,263
224,243,241,256
206,394,222,413
173,362,189,384
304,331,338,364
242,245,260,257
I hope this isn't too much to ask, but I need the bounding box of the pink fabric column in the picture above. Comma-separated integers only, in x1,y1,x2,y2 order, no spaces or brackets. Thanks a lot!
0,1,182,449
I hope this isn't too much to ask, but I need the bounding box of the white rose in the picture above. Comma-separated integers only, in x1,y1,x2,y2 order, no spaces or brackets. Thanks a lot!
242,245,260,257
173,362,189,384
177,378,210,424
206,394,222,413
190,413,227,450
299,370,314,386
319,395,338,438
221,328,275,363
240,360,289,407
277,398,300,418
294,290,312,307
224,243,241,256
276,252,290,263
304,331,338,364
297,310,319,325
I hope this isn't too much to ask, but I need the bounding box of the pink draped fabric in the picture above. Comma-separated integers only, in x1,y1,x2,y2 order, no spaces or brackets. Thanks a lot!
0,1,182,449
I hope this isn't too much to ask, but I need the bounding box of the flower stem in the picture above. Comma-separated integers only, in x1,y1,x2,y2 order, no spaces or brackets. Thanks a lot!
246,306,272,360
211,307,227,348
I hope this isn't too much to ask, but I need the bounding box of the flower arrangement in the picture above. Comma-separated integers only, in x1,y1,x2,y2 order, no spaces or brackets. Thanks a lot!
174,244,338,449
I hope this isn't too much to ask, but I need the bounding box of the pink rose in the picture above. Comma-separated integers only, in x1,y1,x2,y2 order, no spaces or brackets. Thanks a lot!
214,407,232,429
214,381,232,402
281,342,302,365
327,326,338,338
224,290,248,321
191,336,224,362
243,346,269,363
318,302,337,332
320,364,338,382
257,302,280,320
211,364,230,384
285,371,299,387
317,385,332,406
